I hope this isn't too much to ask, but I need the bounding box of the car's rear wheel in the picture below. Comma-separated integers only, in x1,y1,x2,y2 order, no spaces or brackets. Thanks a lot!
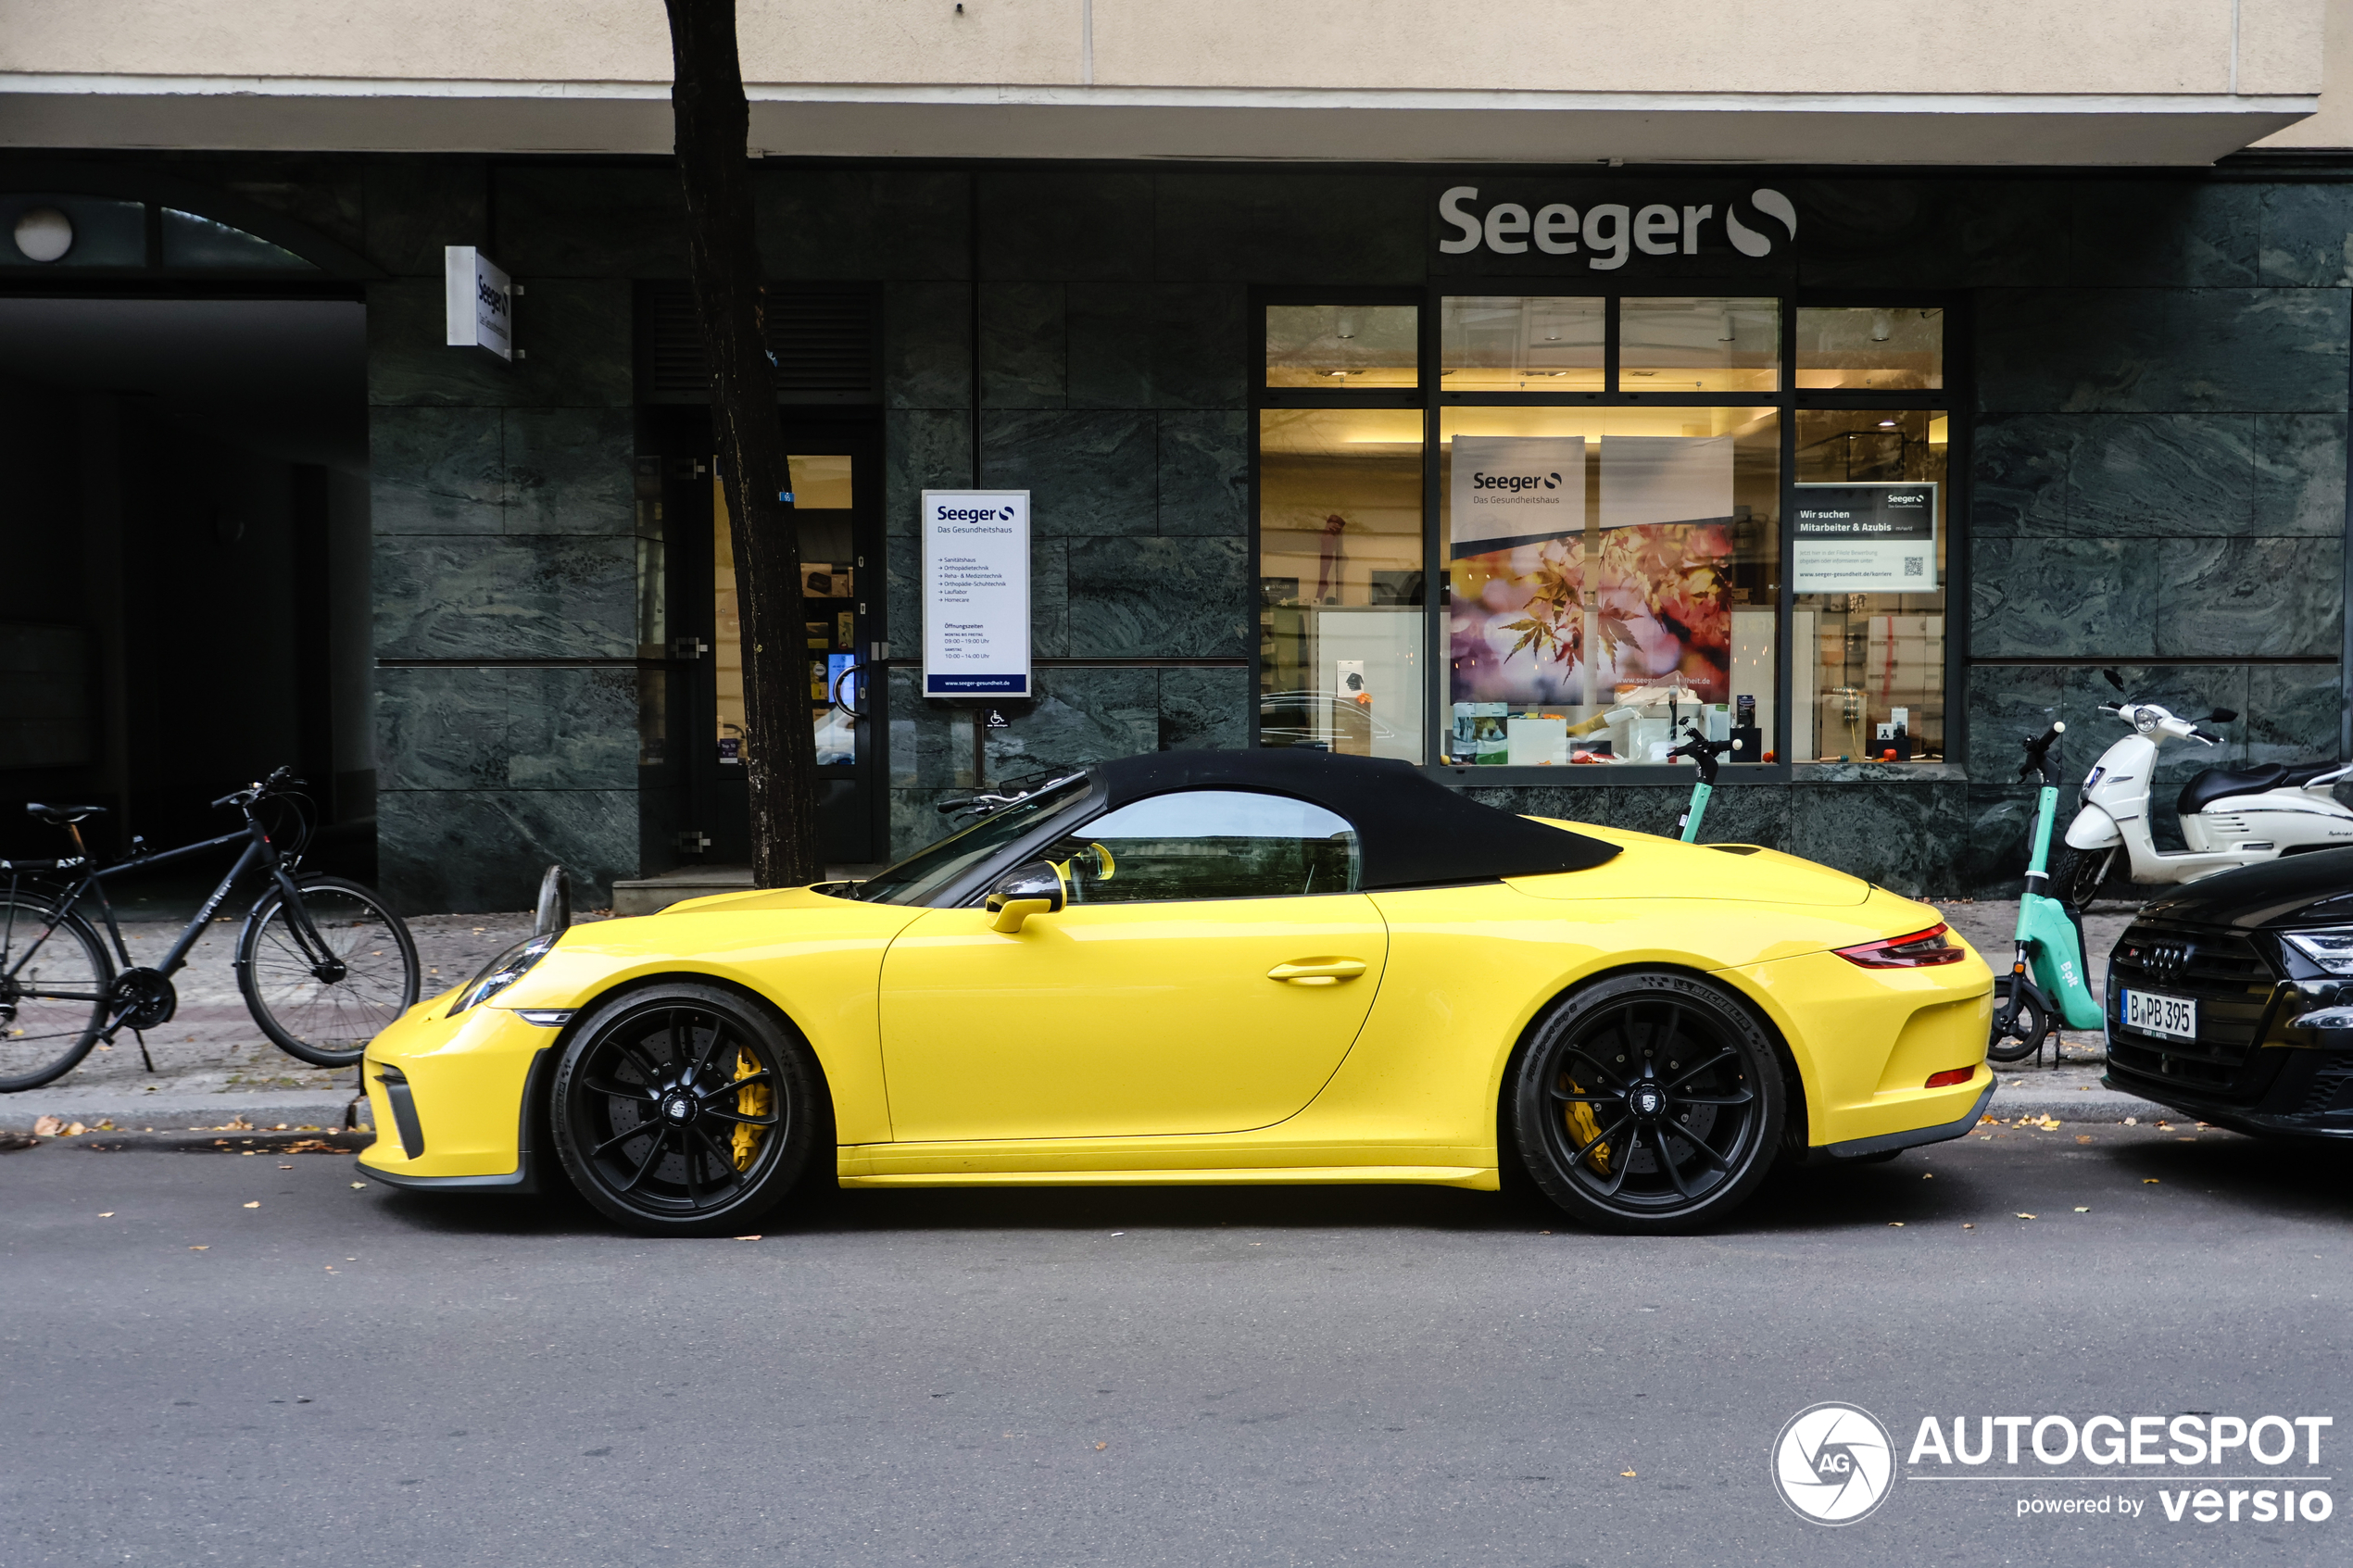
1511,970,1785,1234
550,985,821,1237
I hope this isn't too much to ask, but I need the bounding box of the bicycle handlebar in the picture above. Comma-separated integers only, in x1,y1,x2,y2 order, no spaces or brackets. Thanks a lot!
211,767,307,812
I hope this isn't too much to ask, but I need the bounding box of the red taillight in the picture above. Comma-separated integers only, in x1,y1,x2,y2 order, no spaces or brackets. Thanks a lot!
1835,923,1968,970
1923,1066,1976,1088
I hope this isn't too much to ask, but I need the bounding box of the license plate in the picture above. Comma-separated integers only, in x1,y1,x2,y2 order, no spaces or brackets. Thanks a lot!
2123,989,2197,1041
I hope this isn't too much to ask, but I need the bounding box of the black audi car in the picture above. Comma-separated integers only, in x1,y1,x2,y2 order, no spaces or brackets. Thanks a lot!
2105,847,2353,1137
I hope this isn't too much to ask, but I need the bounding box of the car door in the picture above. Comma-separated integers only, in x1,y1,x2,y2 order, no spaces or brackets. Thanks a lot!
878,788,1388,1142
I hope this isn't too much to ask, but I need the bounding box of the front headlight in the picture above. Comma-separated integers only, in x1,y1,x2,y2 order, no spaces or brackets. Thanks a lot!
2282,929,2353,976
448,931,560,1016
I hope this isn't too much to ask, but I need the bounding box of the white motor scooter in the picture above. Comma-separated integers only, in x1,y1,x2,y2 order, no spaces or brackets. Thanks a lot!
2056,673,2353,903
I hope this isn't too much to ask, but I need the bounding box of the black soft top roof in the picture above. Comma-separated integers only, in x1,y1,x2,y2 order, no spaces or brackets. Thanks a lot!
1089,749,1619,889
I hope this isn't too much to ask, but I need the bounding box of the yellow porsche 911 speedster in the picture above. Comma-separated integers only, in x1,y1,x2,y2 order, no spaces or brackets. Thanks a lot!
358,750,1994,1236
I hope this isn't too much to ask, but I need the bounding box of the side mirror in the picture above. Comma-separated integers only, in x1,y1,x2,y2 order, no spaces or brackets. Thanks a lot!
2207,709,2238,724
985,860,1065,934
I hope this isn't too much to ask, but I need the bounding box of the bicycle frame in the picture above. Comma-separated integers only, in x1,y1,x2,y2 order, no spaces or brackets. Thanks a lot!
3,806,336,1031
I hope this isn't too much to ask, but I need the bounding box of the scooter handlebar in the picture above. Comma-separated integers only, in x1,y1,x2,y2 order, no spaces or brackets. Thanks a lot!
2018,721,2067,784
1667,727,1739,785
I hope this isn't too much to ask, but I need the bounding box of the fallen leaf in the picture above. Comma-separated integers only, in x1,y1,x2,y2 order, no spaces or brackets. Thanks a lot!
243,1201,260,1209
32,1115,63,1136
2016,1212,2038,1220
278,1164,294,1171
349,1182,367,1190
2144,1178,2160,1185
2037,1116,2062,1130
189,1245,209,1251
1094,1442,1107,1451
1621,1470,1637,1478
1887,1222,1905,1228
1921,1173,1933,1179
1961,1223,1975,1230
2075,1135,2094,1145
2074,1206,2090,1212
2123,1116,2138,1126
733,1235,761,1242
97,1211,114,1218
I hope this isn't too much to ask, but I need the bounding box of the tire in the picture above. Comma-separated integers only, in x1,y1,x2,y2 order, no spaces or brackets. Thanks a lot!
0,896,114,1094
2048,843,2114,910
550,984,822,1237
237,876,421,1068
1986,974,2050,1063
1511,970,1786,1235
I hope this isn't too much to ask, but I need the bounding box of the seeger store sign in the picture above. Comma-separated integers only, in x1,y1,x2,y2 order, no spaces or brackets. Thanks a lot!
921,490,1031,699
1437,184,1797,269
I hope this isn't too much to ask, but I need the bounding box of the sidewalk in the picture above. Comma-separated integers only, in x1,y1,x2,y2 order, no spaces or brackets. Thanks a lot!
0,911,552,1133
4,897,2165,1131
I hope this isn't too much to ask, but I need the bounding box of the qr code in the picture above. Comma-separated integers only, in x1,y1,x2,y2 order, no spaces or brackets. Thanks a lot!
1903,556,1924,577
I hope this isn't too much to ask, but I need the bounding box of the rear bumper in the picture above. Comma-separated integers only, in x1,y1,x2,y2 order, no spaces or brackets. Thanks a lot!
1818,1080,1996,1161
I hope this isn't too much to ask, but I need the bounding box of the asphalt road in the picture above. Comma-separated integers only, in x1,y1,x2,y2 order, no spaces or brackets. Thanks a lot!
5,1127,2351,1568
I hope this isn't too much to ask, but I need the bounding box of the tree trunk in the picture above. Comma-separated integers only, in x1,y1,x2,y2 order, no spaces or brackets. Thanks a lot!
663,0,820,887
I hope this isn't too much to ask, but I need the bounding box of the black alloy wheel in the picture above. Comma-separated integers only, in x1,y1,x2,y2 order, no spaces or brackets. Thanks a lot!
1985,974,2052,1063
1512,971,1784,1234
550,985,821,1237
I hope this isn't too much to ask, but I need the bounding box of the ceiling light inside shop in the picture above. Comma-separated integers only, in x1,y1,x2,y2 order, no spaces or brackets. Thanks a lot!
1335,311,1356,341
13,207,72,263
1878,419,1899,428
1870,311,1894,343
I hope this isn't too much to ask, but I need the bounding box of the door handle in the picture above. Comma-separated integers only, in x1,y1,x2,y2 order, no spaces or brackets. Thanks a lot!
1267,959,1367,986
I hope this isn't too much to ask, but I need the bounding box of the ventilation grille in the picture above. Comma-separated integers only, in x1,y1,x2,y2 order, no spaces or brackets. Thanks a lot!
639,282,877,402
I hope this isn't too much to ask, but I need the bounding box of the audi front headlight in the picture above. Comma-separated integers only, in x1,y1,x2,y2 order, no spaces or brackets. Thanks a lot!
448,931,560,1016
2282,929,2353,977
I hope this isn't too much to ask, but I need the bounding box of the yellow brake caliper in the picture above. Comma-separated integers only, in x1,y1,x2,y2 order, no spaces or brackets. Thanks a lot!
730,1047,772,1170
1559,1073,1611,1174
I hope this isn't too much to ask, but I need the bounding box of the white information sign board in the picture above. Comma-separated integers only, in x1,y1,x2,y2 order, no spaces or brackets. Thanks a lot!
1793,483,1939,594
443,245,513,362
922,490,1031,698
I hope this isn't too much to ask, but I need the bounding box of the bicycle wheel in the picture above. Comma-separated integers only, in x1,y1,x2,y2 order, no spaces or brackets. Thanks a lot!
0,895,114,1093
237,876,420,1068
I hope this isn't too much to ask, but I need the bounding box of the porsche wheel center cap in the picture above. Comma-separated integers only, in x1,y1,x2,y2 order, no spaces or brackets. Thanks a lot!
661,1095,697,1124
1629,1084,1667,1118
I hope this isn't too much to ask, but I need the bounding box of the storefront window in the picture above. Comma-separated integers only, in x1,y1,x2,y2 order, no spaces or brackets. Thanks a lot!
1793,409,1949,762
1252,293,1952,775
1617,296,1778,393
1256,408,1425,760
1265,304,1419,387
1795,307,1944,390
1441,407,1780,765
1440,296,1605,391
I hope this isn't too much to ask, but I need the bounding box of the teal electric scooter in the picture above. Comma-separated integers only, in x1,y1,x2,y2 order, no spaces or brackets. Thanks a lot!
1990,722,2104,1062
1667,724,1741,842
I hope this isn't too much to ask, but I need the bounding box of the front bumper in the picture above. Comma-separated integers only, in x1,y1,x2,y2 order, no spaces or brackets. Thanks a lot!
2105,1047,2353,1140
356,996,564,1191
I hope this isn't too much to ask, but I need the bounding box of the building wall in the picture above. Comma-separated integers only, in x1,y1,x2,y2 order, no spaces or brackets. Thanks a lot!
32,153,2332,909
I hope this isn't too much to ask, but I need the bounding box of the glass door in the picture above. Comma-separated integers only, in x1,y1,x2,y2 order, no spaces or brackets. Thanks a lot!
700,424,883,867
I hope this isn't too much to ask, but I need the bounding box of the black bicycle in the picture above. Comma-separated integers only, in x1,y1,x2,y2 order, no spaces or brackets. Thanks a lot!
0,767,420,1092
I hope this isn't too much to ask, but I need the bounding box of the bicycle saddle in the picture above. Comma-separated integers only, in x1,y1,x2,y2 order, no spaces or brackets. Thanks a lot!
26,803,107,824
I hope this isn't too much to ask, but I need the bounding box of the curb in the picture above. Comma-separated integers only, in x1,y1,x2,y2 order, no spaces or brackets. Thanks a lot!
11,1128,377,1153
1984,1089,2176,1123
0,1093,370,1135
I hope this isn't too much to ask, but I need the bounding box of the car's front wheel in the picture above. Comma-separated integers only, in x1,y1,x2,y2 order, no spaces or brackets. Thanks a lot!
1511,970,1786,1234
550,984,822,1237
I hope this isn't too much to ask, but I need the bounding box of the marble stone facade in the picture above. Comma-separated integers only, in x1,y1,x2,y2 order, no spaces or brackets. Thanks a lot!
320,159,2351,906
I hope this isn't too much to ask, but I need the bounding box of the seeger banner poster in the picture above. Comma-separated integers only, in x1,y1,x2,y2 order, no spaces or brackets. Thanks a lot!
1793,482,1938,594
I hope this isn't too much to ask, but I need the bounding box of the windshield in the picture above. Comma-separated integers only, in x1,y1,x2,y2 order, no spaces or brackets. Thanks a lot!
849,775,1092,905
